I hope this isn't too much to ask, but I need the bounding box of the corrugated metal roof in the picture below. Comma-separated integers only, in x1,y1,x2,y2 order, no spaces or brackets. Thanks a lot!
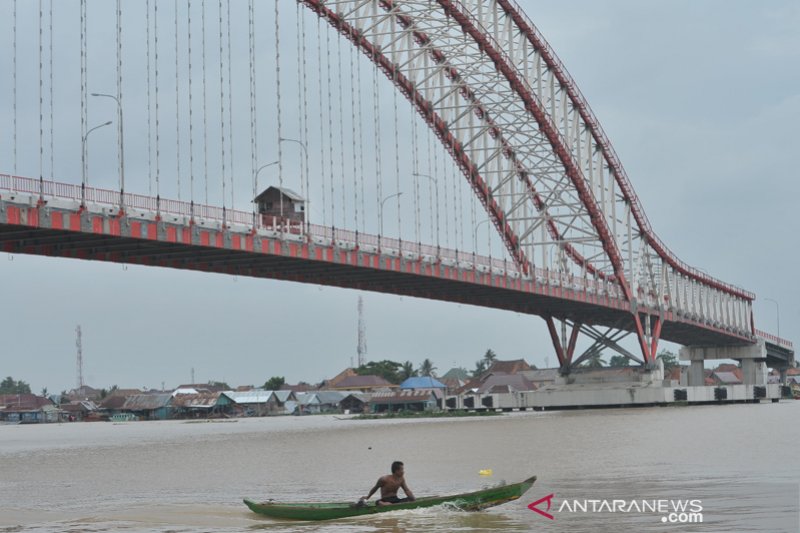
221,390,278,404
370,390,439,404
121,393,172,410
400,376,447,389
254,186,305,202
475,374,536,394
272,390,296,403
171,392,221,408
0,394,54,410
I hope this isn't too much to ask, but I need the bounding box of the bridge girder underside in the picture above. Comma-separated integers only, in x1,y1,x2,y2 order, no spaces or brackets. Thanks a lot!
0,222,748,350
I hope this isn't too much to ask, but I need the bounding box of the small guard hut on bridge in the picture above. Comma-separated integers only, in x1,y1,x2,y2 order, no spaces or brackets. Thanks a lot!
254,186,306,225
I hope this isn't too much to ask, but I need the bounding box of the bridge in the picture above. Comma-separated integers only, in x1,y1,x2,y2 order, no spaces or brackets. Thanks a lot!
0,0,793,384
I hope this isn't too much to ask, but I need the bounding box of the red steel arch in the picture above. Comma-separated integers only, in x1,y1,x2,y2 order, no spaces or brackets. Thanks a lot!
300,0,756,365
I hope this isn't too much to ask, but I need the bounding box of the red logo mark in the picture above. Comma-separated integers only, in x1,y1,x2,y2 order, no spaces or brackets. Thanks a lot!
528,493,555,520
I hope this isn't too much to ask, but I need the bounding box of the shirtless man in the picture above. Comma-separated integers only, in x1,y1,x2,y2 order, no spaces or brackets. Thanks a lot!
362,461,416,506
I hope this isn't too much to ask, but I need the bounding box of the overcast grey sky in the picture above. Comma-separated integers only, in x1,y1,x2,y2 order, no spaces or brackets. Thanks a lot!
1,0,798,394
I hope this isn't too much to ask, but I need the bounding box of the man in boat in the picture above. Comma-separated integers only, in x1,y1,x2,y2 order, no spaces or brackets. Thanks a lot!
361,461,416,506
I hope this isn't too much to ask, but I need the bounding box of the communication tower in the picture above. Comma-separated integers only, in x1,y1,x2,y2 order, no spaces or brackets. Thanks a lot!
357,296,367,367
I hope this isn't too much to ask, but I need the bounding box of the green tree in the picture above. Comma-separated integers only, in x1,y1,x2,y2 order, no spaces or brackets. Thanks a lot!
418,358,437,377
264,376,285,390
0,376,31,394
355,360,403,384
608,355,630,368
484,349,498,364
582,353,607,368
472,359,488,378
657,350,678,371
399,361,417,381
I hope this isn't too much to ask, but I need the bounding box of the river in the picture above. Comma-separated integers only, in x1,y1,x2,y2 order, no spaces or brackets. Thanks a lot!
1,402,798,532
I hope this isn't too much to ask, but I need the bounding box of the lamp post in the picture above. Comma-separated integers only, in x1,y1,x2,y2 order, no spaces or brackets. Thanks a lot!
91,93,124,206
413,172,440,250
279,137,309,226
81,120,113,207
379,192,403,236
764,297,781,340
474,218,490,254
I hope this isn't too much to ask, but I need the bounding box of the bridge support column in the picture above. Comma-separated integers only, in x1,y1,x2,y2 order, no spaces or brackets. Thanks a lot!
741,359,767,386
688,360,705,386
680,340,767,386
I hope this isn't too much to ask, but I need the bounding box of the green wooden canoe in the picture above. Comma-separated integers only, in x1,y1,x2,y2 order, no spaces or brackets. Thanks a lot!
243,475,536,521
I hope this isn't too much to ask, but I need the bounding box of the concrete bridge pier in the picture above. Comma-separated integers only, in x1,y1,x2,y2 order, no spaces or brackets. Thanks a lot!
680,340,767,386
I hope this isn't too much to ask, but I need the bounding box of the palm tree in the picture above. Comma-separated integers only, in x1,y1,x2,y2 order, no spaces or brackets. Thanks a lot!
484,349,498,364
418,358,437,377
472,359,488,378
399,361,417,381
583,353,607,368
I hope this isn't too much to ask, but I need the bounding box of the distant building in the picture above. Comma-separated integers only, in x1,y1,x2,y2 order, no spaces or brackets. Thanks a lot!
369,390,442,413
171,392,225,418
0,394,58,423
65,385,102,402
399,376,447,390
254,186,306,225
328,375,398,393
220,390,297,416
485,359,533,374
120,393,173,420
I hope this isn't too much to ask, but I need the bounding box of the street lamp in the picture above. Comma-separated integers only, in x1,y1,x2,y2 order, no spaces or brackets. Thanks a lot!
413,172,440,249
474,218,490,254
279,137,309,224
379,192,403,236
764,297,781,340
81,120,113,206
91,92,125,204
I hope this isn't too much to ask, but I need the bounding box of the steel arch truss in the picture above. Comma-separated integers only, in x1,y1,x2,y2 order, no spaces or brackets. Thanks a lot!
302,0,755,366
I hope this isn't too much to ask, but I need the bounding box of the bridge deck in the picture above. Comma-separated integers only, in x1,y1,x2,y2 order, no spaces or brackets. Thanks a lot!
0,190,760,349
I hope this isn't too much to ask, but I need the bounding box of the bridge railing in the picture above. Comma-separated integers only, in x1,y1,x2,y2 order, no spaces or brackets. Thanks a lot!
754,329,794,350
1,172,636,298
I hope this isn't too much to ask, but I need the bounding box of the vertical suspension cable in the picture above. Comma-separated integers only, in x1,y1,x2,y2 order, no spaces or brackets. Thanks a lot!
248,0,257,223
146,0,153,195
201,0,208,205
299,6,310,229
317,18,327,227
175,0,182,201
337,34,346,228
38,0,43,190
226,0,234,210
372,46,382,234
325,26,334,227
348,39,360,235
459,166,466,251
411,105,420,244
295,5,305,208
117,0,124,196
155,0,161,203
188,0,195,210
392,80,401,241
426,127,435,245
79,0,86,192
13,0,18,178
434,125,447,248
218,0,226,212
355,47,366,233
274,0,284,220
452,162,459,250
48,0,53,180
